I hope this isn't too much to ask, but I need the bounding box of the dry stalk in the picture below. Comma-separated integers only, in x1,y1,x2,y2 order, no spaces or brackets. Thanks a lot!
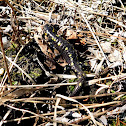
0,30,12,86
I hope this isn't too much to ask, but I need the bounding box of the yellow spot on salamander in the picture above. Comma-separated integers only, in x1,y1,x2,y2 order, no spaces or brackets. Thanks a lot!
83,73,85,76
45,33,47,36
56,34,59,37
52,28,55,32
65,47,68,50
71,62,74,66
70,57,73,61
69,54,72,57
58,41,61,46
79,82,82,87
52,38,56,41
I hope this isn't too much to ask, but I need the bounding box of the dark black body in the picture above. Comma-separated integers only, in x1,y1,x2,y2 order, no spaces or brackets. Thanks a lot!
44,24,86,96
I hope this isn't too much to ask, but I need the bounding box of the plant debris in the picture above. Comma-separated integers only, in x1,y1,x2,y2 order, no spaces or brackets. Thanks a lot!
0,0,126,125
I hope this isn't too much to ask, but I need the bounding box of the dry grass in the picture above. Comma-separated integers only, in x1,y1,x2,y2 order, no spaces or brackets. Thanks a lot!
0,0,126,125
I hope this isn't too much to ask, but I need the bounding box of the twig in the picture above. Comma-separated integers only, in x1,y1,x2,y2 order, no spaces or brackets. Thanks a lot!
1,101,120,124
0,30,12,86
5,0,21,13
4,104,80,126
72,100,126,124
0,51,36,84
0,82,77,88
0,109,12,126
56,94,97,126
107,17,126,29
81,14,110,66
118,0,125,12
1,46,24,87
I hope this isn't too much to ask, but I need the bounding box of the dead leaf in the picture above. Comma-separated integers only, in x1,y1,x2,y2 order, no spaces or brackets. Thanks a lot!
66,29,77,39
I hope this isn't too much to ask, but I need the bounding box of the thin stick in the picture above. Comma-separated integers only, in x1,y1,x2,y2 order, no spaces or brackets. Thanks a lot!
4,104,80,126
0,31,12,86
5,0,21,13
72,99,126,124
0,51,36,84
81,14,110,66
1,46,24,86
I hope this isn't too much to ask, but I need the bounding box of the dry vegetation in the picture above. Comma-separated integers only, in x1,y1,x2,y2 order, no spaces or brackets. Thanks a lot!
0,0,126,125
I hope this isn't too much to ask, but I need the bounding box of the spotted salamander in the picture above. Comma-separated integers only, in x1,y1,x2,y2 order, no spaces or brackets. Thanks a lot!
44,24,86,96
